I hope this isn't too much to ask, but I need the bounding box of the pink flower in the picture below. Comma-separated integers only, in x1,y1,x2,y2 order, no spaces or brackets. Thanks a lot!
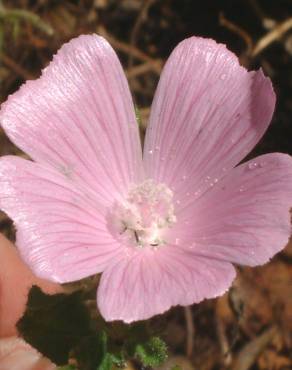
0,337,56,370
0,35,291,323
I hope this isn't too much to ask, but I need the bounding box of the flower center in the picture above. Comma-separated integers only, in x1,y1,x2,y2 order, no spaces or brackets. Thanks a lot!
109,180,176,248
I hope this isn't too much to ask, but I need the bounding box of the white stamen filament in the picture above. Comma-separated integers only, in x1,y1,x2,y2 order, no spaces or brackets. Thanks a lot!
109,180,176,248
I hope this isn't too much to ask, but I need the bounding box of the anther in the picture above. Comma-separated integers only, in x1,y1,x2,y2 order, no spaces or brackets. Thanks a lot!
109,179,176,249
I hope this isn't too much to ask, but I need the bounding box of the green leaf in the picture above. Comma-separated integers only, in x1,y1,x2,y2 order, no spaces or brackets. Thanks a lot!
135,337,168,367
97,352,124,370
74,332,107,370
2,8,54,35
57,366,78,370
135,105,142,127
74,331,124,370
17,286,92,365
12,18,20,41
97,353,113,370
171,366,182,370
108,352,125,367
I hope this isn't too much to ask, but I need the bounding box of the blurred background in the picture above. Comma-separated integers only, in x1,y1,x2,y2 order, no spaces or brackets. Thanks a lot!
0,1,292,369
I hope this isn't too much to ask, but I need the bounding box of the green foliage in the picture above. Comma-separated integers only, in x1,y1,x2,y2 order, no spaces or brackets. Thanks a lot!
135,105,142,127
98,353,113,370
74,331,125,370
0,2,53,51
134,336,168,367
17,286,92,365
96,352,125,370
0,6,53,35
17,286,168,370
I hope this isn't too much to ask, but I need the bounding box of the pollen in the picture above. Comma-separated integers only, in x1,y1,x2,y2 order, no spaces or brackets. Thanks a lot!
109,180,176,248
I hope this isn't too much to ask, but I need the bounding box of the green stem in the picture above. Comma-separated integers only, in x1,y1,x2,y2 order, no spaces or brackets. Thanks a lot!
0,6,53,35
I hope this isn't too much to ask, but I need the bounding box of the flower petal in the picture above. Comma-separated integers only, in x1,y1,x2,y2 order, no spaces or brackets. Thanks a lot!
171,153,292,266
97,247,235,322
0,156,122,283
143,37,275,206
0,35,143,204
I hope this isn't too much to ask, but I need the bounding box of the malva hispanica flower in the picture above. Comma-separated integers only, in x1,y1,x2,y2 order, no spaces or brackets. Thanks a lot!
0,35,291,323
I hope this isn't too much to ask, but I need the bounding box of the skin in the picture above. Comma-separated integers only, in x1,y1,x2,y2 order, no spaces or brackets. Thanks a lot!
0,336,56,370
0,233,60,368
0,233,62,337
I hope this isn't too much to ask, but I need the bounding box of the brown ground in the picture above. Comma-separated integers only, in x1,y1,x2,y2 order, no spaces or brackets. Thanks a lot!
0,1,292,369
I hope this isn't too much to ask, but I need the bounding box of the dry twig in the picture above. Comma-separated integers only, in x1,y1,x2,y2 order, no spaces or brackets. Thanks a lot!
98,25,162,74
219,12,253,56
0,53,34,80
184,306,194,358
248,0,276,30
220,11,292,61
125,60,161,78
216,314,232,366
252,17,292,56
128,0,156,69
231,326,278,370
